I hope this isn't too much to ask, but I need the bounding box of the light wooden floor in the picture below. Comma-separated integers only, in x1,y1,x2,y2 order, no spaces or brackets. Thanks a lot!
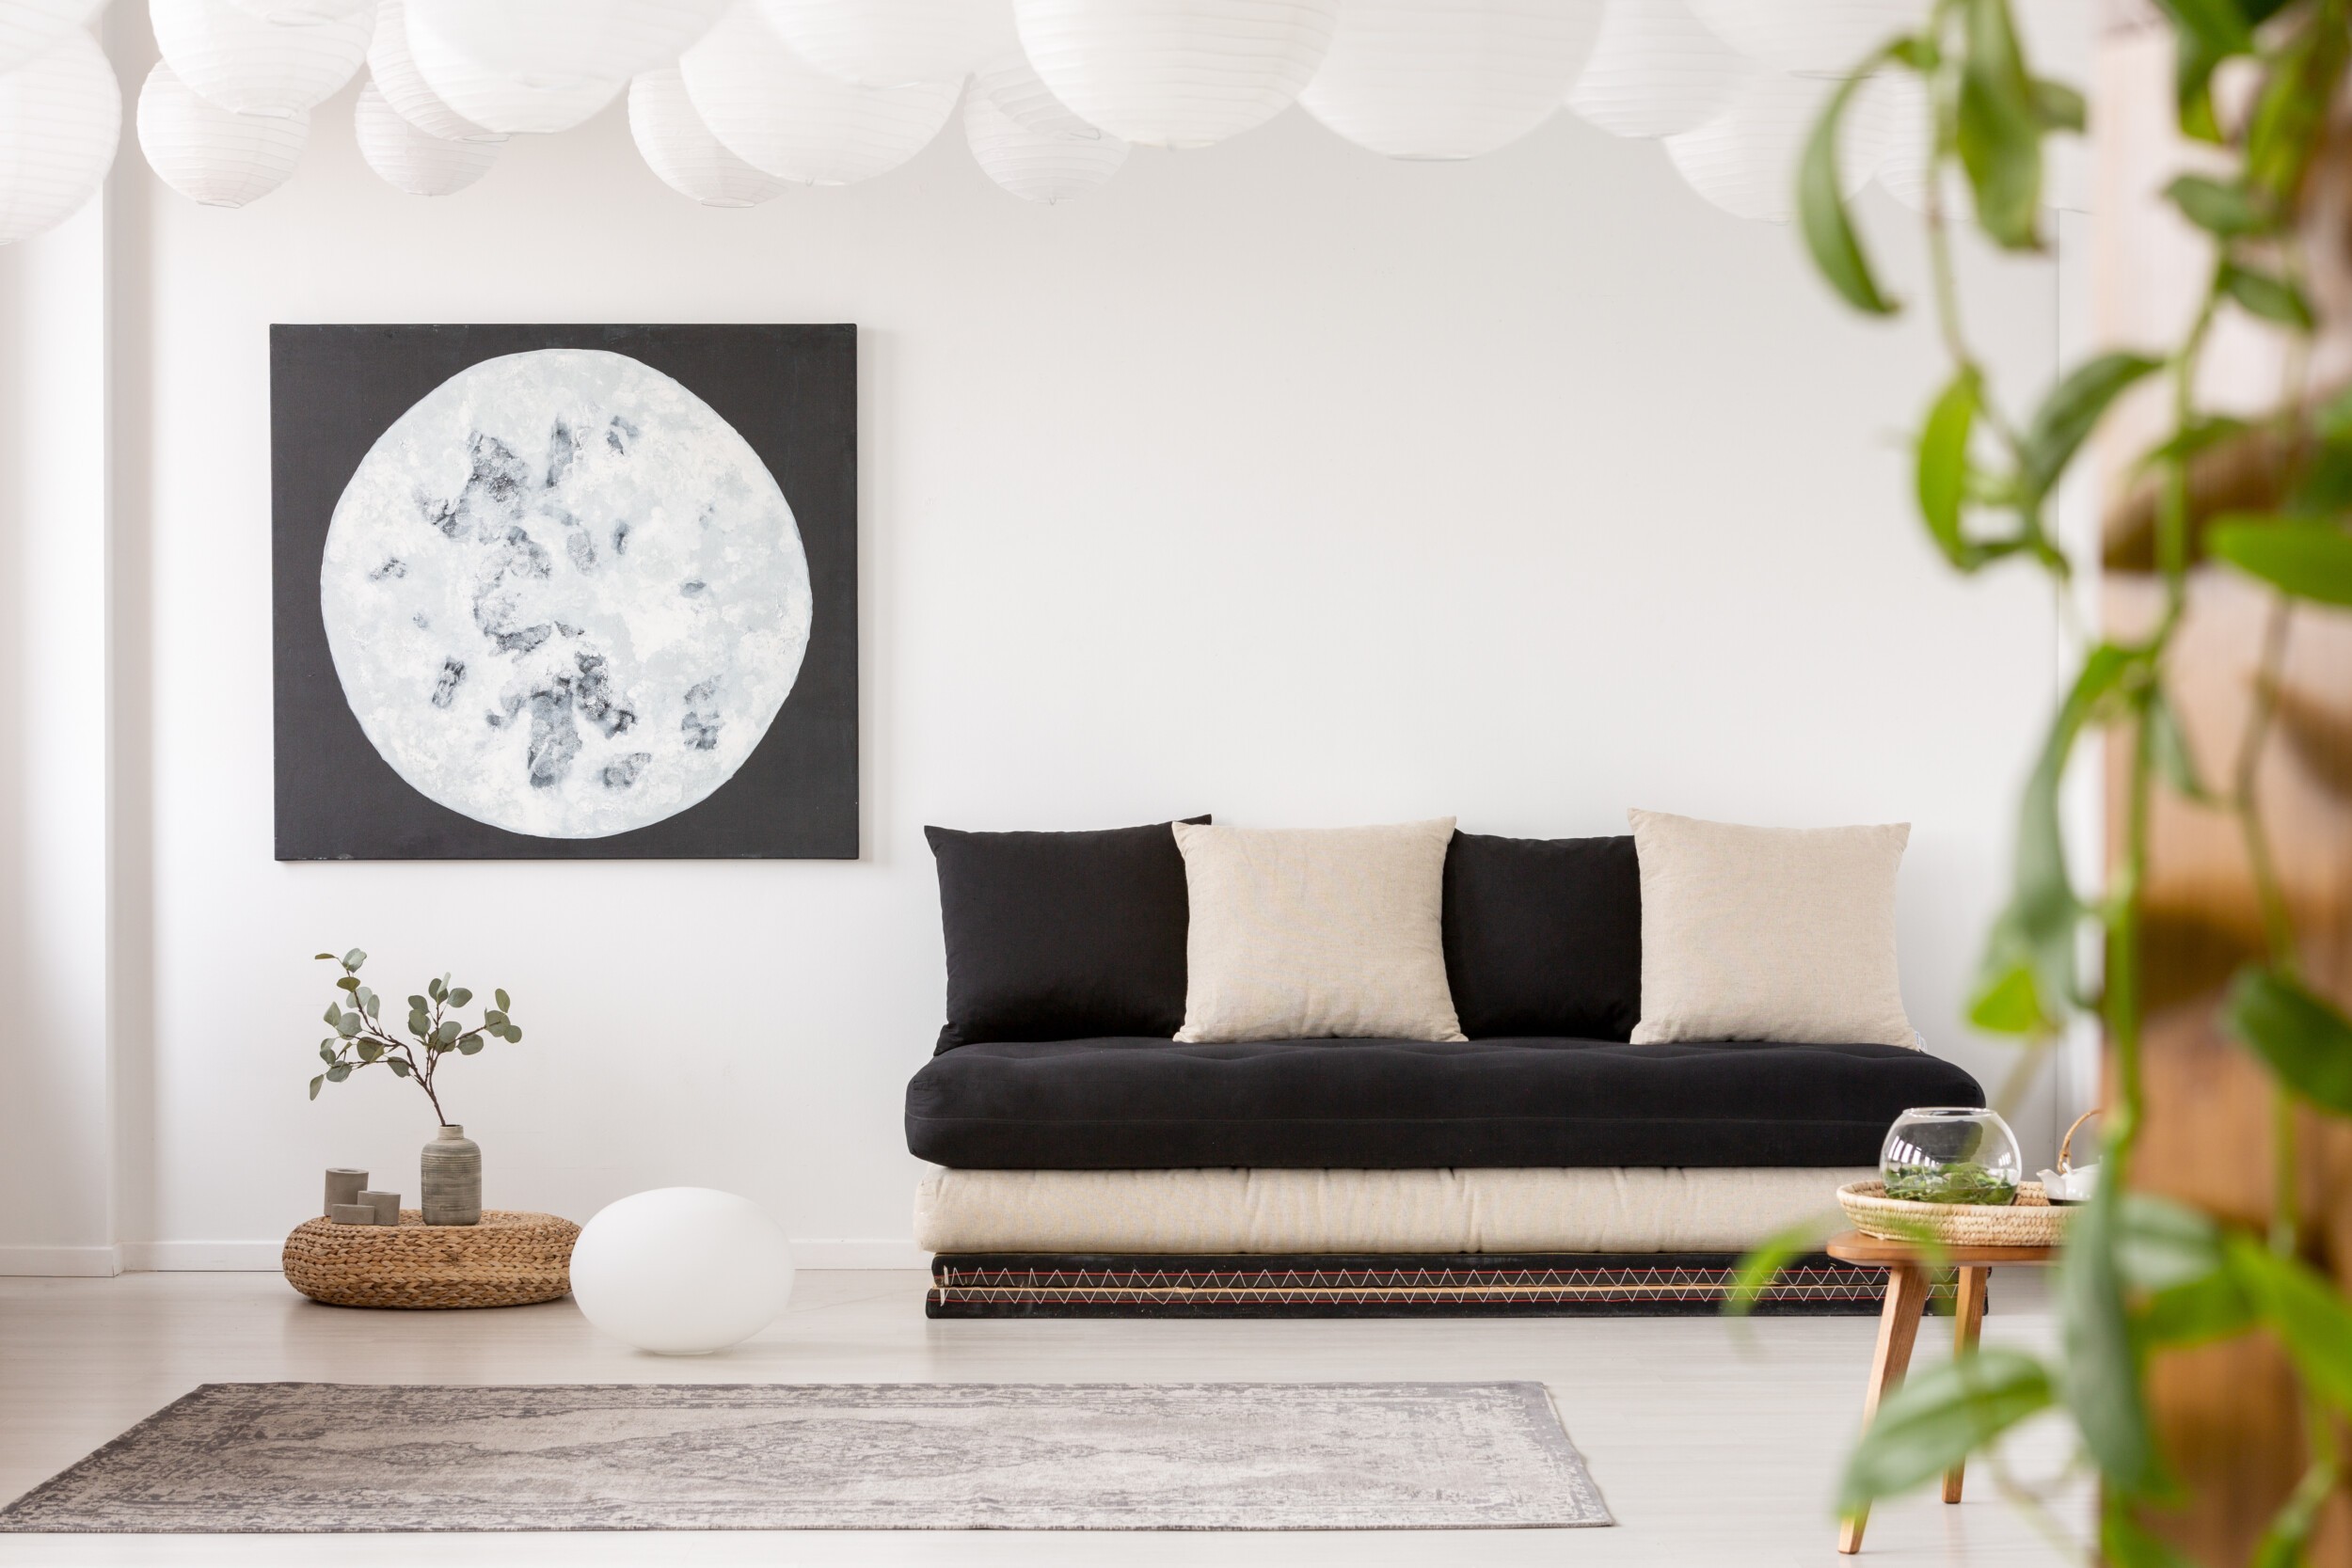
0,1269,2084,1566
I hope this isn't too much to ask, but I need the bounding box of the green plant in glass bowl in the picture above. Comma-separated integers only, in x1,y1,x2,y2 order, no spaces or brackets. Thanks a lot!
1880,1107,2022,1207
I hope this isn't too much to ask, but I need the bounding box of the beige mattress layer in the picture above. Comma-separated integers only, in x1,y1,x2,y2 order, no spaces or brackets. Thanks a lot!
914,1164,1872,1255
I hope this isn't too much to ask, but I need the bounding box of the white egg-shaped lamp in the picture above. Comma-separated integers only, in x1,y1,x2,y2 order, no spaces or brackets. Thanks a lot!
761,0,1012,88
1566,0,1743,138
1662,66,1885,223
1685,0,1922,78
367,0,500,141
966,83,1123,201
0,0,104,76
628,64,786,206
151,0,372,117
229,0,372,22
0,29,119,246
1297,0,1598,161
1014,0,1337,150
679,5,959,185
973,49,1095,136
354,79,495,192
136,59,308,206
404,0,724,93
405,5,623,135
569,1188,794,1356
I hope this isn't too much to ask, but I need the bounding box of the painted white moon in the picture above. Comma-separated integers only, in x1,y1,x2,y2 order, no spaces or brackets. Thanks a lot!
321,349,811,839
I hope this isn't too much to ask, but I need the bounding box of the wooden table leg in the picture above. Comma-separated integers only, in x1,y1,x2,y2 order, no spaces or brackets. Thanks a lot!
1838,1263,1931,1555
1942,1266,1989,1504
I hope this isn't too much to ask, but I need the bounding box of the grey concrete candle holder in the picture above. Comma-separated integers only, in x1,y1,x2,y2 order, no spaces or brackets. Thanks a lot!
328,1203,376,1225
359,1190,401,1225
323,1168,367,1218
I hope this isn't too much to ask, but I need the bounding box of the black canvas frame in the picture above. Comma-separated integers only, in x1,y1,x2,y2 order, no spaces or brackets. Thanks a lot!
270,324,857,860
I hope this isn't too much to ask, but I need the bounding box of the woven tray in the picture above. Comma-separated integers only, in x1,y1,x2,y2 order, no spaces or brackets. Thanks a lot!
281,1210,580,1309
1837,1180,2069,1247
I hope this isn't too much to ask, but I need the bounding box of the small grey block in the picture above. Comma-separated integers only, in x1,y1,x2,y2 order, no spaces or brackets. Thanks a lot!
359,1191,400,1225
328,1204,377,1226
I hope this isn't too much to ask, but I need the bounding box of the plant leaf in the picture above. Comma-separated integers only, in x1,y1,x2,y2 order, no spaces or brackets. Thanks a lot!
2220,264,2315,330
336,1013,362,1038
323,1004,340,1027
342,947,365,971
2019,352,2162,500
2221,967,2352,1115
449,987,473,1008
1799,60,1899,315
2207,519,2352,608
509,1025,524,1043
314,952,336,961
325,1063,351,1083
2115,1194,2223,1290
1918,366,1984,566
433,1020,460,1047
2165,174,2269,236
495,989,510,1012
2030,77,2086,133
357,1040,382,1062
2145,689,2210,803
336,975,358,992
457,1035,485,1055
2105,1497,2205,1568
1955,0,2043,247
388,1057,412,1078
2139,1271,2256,1350
309,1074,324,1101
2226,1238,2352,1411
2058,1179,2166,1493
1836,1349,2054,1513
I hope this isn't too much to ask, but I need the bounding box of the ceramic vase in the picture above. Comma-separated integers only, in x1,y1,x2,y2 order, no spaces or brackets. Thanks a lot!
421,1124,482,1226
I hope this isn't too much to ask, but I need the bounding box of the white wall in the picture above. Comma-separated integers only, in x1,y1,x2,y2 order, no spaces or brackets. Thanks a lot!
4,41,2069,1267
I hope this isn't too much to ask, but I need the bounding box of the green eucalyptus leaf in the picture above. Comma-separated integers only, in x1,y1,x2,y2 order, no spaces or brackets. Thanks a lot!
323,1003,340,1027
509,1025,524,1043
2226,1237,2352,1410
325,1062,351,1083
2164,174,2269,236
407,993,428,1013
449,987,473,1008
362,990,380,1019
319,1041,337,1064
388,1057,412,1078
336,975,358,992
1917,365,1983,566
433,1020,460,1046
342,947,364,971
336,1013,362,1038
314,952,336,961
1798,61,1899,316
2207,519,2352,608
496,989,510,1012
2220,265,2315,330
407,1013,431,1040
2020,352,2163,500
485,1009,507,1026
2058,1180,2166,1494
309,1074,324,1100
1955,0,2043,248
357,1040,382,1062
1836,1349,2054,1513
457,1036,485,1055
2221,967,2352,1115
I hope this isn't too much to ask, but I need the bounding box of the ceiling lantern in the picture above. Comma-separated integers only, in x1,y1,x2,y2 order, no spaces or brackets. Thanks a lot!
965,80,1124,202
1566,0,1742,138
150,0,372,118
1014,0,1337,150
972,50,1096,136
0,28,119,245
678,5,959,185
1684,0,1923,78
404,7,624,135
760,0,1013,88
627,64,786,206
1662,66,1886,222
366,0,500,141
402,0,725,92
135,59,309,206
354,79,498,194
0,0,105,76
1297,0,1600,161
228,0,372,22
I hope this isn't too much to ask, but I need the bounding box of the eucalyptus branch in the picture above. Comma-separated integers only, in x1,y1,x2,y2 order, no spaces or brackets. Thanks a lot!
308,950,529,1125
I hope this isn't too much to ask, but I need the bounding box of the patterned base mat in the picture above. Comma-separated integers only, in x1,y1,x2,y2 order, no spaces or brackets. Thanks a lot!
930,1251,1930,1318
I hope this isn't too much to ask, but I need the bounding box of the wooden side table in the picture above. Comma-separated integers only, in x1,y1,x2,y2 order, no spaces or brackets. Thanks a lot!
1825,1229,2059,1555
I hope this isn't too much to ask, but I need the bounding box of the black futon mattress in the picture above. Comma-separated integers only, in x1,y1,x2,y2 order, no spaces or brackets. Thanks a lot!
904,1037,1987,1170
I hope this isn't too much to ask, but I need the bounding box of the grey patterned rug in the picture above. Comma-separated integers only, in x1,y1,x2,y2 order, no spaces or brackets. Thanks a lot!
0,1381,1611,1533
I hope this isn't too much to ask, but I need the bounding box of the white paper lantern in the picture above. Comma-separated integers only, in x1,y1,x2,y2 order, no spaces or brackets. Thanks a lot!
1566,0,1742,138
1685,0,1923,78
355,78,494,192
628,64,785,206
0,29,119,245
366,0,499,140
1015,0,1337,150
136,59,307,205
229,0,372,22
973,49,1095,136
761,0,1012,87
679,5,958,185
151,0,372,117
405,0,724,92
1663,66,1886,222
966,82,1122,201
0,0,104,76
405,5,623,135
1297,0,1597,161
570,1188,794,1356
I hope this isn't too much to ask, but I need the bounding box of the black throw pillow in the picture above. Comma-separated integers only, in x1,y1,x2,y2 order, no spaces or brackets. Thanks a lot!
1442,832,1642,1040
926,817,1208,1053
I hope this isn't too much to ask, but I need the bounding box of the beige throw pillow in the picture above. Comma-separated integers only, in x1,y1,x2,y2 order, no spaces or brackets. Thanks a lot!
1629,809,1915,1047
1172,818,1467,1043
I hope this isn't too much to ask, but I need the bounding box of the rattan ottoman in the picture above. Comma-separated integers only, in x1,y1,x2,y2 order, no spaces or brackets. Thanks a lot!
281,1210,580,1308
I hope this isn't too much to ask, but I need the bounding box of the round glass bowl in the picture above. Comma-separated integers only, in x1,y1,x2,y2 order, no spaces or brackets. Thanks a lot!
1880,1107,2023,1206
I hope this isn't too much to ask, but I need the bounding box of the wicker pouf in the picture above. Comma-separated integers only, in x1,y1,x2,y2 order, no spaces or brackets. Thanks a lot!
282,1210,580,1309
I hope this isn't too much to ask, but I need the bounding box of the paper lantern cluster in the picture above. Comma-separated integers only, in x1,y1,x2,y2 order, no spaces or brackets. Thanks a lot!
0,0,1977,247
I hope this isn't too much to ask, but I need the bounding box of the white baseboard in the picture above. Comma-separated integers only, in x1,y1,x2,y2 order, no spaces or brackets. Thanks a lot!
99,1239,930,1273
0,1243,121,1277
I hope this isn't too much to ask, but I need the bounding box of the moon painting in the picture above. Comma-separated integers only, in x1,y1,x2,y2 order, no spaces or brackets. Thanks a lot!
273,325,857,860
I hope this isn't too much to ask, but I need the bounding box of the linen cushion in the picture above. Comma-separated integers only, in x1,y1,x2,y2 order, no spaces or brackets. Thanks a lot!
926,817,1205,1053
1442,832,1642,1040
1171,818,1466,1043
1628,809,1915,1047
